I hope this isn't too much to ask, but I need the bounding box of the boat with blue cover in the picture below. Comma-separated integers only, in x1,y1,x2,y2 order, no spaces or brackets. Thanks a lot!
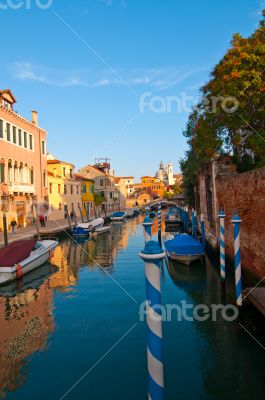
71,217,104,237
110,211,126,222
164,233,205,265
165,209,181,225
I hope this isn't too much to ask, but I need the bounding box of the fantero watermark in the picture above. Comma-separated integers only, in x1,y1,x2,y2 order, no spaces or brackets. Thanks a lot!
139,92,239,114
0,0,53,9
139,300,239,322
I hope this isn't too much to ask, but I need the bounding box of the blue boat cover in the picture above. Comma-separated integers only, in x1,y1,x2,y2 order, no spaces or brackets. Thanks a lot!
164,234,204,255
112,212,125,217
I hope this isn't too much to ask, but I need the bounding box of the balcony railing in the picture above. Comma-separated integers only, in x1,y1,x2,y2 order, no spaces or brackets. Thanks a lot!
8,182,35,193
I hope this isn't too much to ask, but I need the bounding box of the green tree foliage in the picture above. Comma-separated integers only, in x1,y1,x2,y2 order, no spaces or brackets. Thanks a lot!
180,11,265,204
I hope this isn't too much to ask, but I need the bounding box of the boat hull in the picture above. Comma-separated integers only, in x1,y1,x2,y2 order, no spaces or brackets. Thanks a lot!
0,240,58,286
166,250,203,266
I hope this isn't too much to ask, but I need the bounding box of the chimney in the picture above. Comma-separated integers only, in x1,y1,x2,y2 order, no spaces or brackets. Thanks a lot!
32,110,38,126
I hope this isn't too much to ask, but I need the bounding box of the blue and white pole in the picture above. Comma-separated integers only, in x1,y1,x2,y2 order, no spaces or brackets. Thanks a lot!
139,240,166,400
142,216,153,243
192,209,195,237
200,213,206,250
218,209,226,281
231,211,242,306
158,202,162,245
194,210,197,240
146,207,150,217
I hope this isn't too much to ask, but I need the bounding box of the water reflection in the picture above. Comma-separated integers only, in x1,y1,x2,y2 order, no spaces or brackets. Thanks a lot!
0,266,54,399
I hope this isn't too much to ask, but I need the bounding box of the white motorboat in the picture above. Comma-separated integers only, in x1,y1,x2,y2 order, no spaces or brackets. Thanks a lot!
0,239,58,286
71,217,104,237
126,209,135,218
90,226,111,236
110,211,126,222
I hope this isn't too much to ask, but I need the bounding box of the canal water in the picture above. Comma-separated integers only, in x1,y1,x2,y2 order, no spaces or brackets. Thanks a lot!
0,216,265,400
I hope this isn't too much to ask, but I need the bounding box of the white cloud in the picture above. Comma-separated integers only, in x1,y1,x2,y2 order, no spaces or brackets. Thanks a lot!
10,62,205,91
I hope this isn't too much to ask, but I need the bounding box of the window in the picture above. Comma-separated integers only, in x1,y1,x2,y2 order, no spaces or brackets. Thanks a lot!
63,167,66,177
49,183,53,194
100,179,104,186
0,120,3,139
18,129,22,146
41,140,46,155
43,171,46,187
29,134,33,150
70,169,73,178
24,132,27,148
71,185,73,195
6,124,10,141
83,183,87,194
59,203,62,211
64,184,67,194
77,186,79,195
30,168,34,184
110,192,113,199
12,126,16,144
58,184,61,193
0,160,5,182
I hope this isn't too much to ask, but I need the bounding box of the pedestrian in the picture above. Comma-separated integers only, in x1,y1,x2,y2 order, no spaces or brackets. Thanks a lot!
10,218,17,235
39,214,46,227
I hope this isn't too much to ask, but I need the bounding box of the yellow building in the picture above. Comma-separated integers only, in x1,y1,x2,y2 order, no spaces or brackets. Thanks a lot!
47,171,64,220
47,155,82,220
141,176,164,198
76,174,94,217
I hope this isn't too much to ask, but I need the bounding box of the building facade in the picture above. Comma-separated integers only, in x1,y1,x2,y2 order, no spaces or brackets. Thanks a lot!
47,157,82,220
78,175,94,218
141,176,164,198
0,89,47,228
78,159,118,214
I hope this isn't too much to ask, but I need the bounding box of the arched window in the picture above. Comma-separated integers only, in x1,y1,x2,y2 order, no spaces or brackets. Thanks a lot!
19,162,23,183
24,164,29,184
0,158,5,183
8,159,13,183
14,161,18,182
30,167,34,184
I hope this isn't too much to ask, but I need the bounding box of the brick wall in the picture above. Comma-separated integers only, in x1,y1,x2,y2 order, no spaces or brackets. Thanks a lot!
216,168,265,279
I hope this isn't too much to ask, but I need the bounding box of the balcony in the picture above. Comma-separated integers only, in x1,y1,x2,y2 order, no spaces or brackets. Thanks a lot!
8,182,35,194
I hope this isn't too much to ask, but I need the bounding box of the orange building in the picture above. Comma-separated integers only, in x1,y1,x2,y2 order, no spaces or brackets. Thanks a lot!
0,89,47,228
141,176,164,198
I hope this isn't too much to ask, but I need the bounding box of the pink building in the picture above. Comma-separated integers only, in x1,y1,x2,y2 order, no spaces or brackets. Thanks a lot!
0,89,47,228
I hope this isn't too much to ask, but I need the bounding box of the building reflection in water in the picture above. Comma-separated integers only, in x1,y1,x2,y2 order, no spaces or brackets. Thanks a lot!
0,272,54,399
0,218,139,398
49,221,133,290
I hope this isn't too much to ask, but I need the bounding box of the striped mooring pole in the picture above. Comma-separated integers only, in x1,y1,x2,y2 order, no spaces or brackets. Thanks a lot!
231,211,242,306
218,209,226,281
142,216,153,243
200,213,206,250
158,202,162,246
193,210,197,240
191,209,195,237
139,240,166,400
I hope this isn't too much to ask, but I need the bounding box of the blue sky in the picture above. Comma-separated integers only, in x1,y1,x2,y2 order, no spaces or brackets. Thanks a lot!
0,0,263,180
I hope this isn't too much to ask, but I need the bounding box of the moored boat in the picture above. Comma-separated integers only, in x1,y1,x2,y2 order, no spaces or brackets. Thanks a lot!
110,211,126,222
164,233,204,266
71,217,104,237
165,210,181,225
0,239,58,286
90,225,111,236
126,209,135,218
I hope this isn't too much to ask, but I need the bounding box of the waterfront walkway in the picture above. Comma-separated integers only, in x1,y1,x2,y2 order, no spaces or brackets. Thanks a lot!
0,218,81,248
0,211,115,248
